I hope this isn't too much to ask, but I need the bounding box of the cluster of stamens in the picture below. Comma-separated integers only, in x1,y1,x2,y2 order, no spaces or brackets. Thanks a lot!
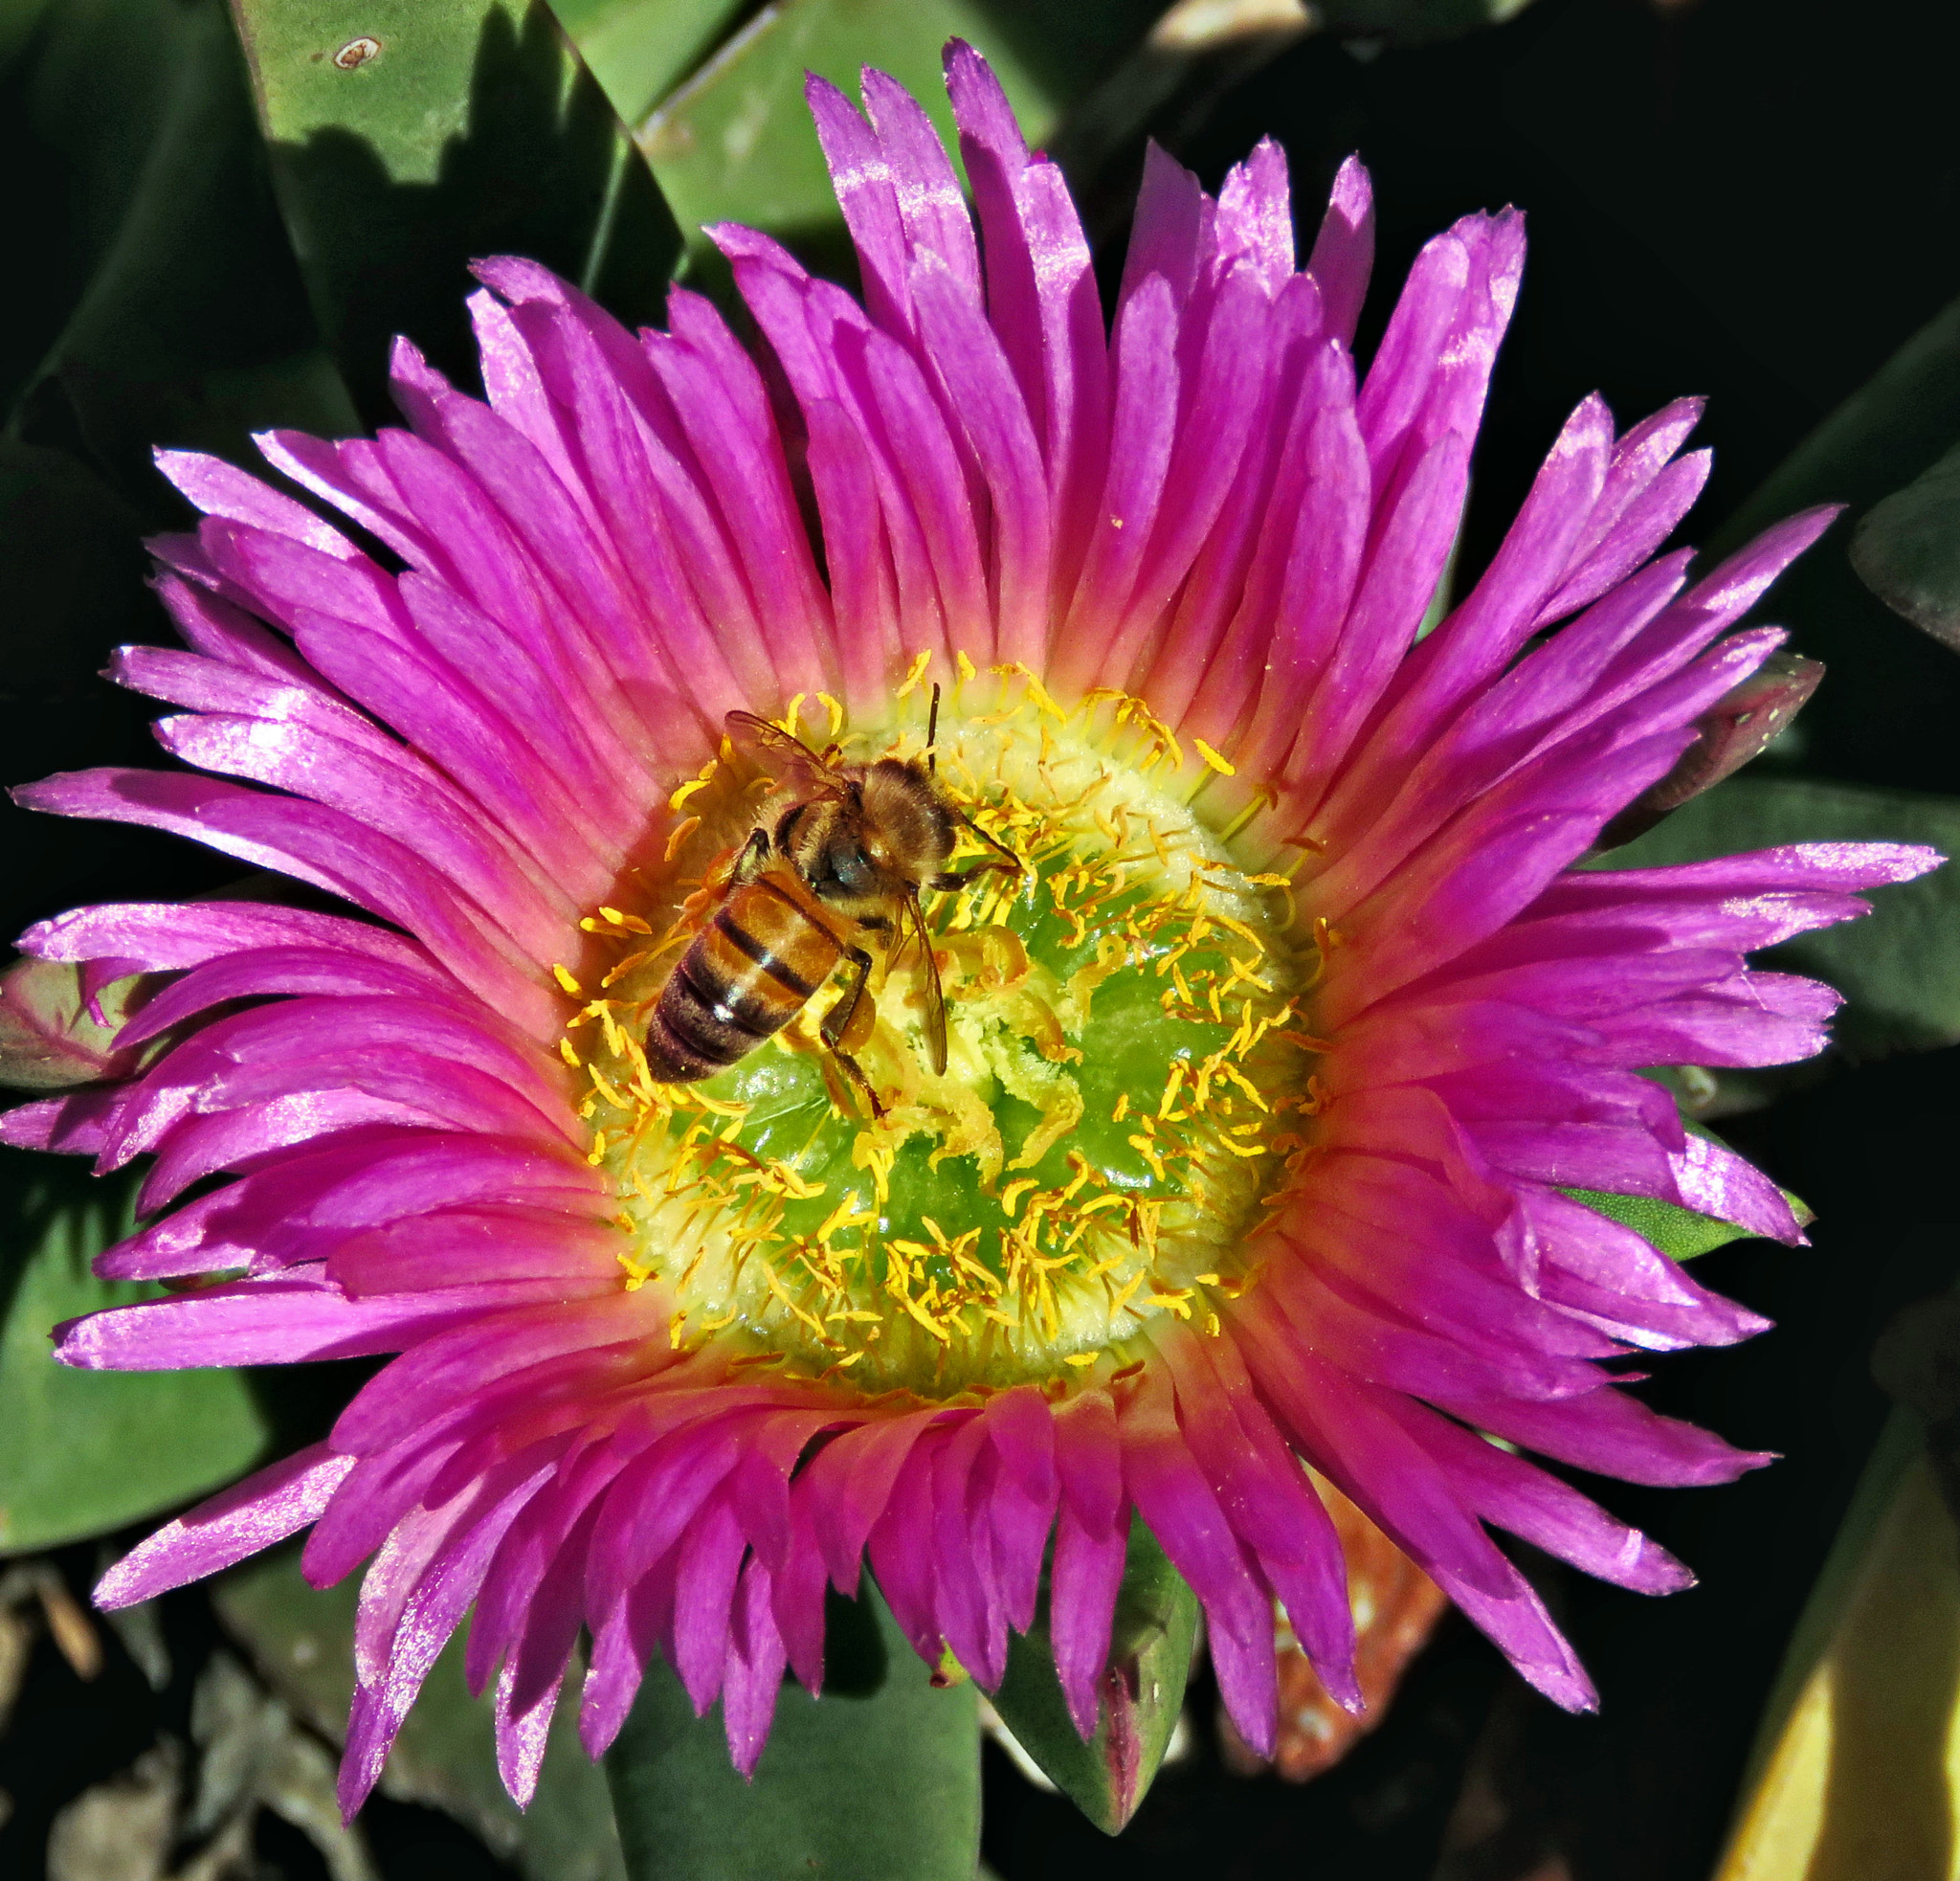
552,664,1328,1399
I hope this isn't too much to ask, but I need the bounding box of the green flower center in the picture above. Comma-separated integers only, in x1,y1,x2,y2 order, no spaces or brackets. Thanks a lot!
562,668,1321,1399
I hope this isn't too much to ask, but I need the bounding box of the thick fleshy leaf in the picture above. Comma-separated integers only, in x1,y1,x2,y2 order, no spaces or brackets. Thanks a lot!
1603,776,1960,1057
0,1153,270,1554
639,0,1160,270
1850,437,1960,651
2,0,354,934
986,1519,1199,1836
1706,292,1960,800
215,1542,625,1878
549,0,746,125
3,0,355,500
0,443,158,941
230,0,680,417
1711,1415,1960,1881
605,1588,981,1881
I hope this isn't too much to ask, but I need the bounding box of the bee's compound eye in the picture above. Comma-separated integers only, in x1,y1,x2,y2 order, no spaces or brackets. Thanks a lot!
831,843,875,892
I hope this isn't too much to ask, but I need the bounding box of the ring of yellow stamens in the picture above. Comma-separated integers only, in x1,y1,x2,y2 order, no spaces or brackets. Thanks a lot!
558,665,1324,1400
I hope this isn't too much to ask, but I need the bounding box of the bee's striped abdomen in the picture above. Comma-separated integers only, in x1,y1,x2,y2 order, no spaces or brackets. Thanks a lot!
643,878,841,1083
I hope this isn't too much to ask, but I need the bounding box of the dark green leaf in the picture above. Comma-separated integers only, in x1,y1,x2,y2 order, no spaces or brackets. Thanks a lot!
641,0,1161,273
605,1587,980,1881
1602,775,1960,1057
1711,293,1960,561
550,0,747,126
1850,437,1960,650
1703,293,1960,800
988,1517,1197,1835
3,0,356,504
0,437,182,941
215,1544,626,1879
0,1153,270,1554
230,0,681,419
1562,1188,1764,1263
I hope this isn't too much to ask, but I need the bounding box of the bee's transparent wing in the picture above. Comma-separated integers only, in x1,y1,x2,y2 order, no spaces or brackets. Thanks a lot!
724,710,840,793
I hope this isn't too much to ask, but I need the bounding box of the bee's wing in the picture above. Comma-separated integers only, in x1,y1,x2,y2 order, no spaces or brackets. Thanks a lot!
904,890,948,1078
724,710,839,791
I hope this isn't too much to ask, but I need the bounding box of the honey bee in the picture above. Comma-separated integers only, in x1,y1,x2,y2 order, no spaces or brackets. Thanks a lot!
643,688,1022,1109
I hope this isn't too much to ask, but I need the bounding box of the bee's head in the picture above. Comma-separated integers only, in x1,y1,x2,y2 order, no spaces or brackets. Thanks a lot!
793,762,955,904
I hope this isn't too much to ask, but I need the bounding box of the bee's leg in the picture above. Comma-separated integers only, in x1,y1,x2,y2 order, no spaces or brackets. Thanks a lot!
925,859,1022,891
856,912,893,932
821,944,885,1120
951,807,1026,876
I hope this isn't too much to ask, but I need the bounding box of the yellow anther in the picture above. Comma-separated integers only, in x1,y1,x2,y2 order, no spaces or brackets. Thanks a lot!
1193,738,1236,776
816,692,845,739
664,816,702,862
1063,1353,1100,1368
552,963,582,996
956,649,977,683
896,650,934,698
558,1038,582,1068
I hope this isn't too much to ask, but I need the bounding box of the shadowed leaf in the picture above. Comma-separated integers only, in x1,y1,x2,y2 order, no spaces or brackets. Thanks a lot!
550,0,748,126
2,0,354,502
605,1587,981,1880
986,1518,1198,1835
1602,775,1960,1058
229,0,680,417
0,1155,270,1555
1706,292,1960,799
1851,437,1960,651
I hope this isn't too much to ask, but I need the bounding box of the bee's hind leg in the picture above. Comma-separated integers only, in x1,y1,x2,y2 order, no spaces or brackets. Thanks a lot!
821,943,886,1121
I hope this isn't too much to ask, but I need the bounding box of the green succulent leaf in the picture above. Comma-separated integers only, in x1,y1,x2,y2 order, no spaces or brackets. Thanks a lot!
216,1543,626,1879
640,0,1161,274
2,0,355,503
605,1588,980,1881
987,1517,1198,1835
1850,437,1960,651
549,0,747,127
1601,775,1960,1058
228,0,680,418
1705,291,1960,800
0,1153,271,1555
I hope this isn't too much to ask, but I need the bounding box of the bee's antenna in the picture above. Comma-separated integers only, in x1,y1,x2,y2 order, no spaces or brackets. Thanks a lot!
926,682,941,775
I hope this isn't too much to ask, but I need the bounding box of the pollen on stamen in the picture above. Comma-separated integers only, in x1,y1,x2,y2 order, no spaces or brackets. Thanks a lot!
558,664,1324,1399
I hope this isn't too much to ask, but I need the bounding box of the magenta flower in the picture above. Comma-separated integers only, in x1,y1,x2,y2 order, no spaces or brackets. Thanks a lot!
4,42,1933,1817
